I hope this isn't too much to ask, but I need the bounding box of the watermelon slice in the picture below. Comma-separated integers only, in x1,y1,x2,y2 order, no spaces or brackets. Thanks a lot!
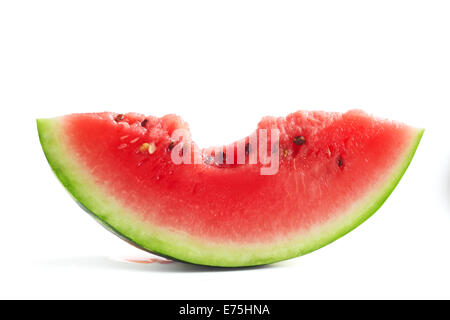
37,110,423,267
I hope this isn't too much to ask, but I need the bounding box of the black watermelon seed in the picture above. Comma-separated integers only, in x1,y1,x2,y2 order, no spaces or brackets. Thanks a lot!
245,143,250,156
337,157,344,168
141,119,148,127
293,136,306,145
115,114,124,122
217,151,225,164
168,141,175,151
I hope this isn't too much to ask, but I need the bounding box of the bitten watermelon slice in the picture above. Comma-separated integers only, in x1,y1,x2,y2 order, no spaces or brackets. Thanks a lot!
37,110,423,267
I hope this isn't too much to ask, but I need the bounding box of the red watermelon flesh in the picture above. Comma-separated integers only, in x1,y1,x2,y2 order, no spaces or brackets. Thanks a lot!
37,110,423,266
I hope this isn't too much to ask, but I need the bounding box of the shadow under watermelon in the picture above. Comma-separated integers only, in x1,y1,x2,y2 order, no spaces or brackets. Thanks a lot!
40,255,279,273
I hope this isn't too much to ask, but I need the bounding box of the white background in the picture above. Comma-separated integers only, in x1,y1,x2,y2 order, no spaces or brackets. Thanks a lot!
0,0,449,299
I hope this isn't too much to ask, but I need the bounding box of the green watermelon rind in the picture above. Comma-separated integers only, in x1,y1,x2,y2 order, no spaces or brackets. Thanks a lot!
37,117,423,267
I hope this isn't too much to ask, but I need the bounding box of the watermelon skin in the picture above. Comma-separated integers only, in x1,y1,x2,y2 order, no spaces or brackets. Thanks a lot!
37,111,423,267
